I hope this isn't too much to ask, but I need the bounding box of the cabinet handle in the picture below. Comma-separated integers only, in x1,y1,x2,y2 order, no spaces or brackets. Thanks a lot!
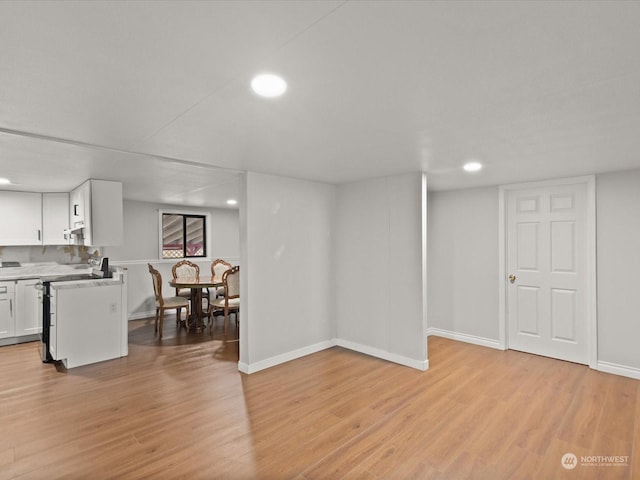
9,299,12,317
74,204,79,216
38,229,41,241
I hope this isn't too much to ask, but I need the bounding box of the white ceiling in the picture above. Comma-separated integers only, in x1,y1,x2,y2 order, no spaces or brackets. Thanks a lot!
1,0,640,202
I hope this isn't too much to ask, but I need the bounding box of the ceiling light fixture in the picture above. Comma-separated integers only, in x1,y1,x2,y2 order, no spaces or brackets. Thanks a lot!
251,73,287,98
0,177,11,185
463,161,483,173
226,199,238,206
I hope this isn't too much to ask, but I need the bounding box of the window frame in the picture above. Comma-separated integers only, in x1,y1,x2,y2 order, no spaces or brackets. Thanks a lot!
158,210,210,260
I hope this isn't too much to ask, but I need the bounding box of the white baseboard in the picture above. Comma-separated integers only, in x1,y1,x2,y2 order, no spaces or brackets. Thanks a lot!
128,310,155,321
238,338,430,374
335,339,429,371
596,361,640,380
428,329,640,381
238,339,336,374
427,327,504,350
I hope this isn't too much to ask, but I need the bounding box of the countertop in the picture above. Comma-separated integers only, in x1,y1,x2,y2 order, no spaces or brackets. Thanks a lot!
51,277,123,290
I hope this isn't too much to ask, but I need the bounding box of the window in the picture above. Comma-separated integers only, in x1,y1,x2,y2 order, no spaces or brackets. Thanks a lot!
161,213,207,259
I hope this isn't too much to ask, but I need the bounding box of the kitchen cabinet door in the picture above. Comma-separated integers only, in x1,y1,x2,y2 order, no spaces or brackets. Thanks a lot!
69,183,87,229
68,179,123,247
0,282,16,340
43,193,71,245
16,279,42,336
0,191,42,245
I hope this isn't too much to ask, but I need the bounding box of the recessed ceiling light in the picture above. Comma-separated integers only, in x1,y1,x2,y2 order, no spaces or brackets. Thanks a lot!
251,73,287,98
226,199,238,206
0,177,11,185
463,161,483,173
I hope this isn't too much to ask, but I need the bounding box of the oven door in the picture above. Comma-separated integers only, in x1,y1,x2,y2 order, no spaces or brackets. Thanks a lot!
40,282,53,362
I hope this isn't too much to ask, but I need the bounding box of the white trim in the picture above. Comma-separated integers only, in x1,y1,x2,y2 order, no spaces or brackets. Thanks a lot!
335,339,429,371
421,173,429,359
497,187,507,350
498,175,596,190
0,334,40,347
596,361,640,380
128,310,155,321
498,175,597,368
238,340,336,374
110,257,241,266
586,176,598,368
427,327,504,351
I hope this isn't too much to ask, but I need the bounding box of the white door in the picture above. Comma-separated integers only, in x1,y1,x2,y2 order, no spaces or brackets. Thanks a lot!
506,182,590,364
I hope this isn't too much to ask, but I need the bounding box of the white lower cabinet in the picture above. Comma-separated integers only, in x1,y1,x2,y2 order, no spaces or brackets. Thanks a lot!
16,279,43,336
0,282,16,339
50,282,124,368
0,279,42,345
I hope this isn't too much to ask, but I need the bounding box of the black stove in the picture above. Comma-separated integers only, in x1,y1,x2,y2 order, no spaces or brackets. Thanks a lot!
41,273,102,283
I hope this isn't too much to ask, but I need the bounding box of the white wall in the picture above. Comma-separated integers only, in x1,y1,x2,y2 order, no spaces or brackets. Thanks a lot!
241,172,336,372
427,187,500,343
335,173,427,370
596,170,640,370
427,172,640,374
105,199,240,318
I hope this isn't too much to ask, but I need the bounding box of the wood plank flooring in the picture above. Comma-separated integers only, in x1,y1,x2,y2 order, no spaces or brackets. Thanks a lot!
0,318,638,479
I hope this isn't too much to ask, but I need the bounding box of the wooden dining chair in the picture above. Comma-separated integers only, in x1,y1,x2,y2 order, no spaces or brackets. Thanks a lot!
172,259,209,311
211,259,232,298
148,263,190,338
209,265,239,339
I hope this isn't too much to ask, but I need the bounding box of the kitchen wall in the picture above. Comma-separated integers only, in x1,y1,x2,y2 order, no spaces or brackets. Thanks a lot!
427,170,640,376
240,172,336,372
0,244,94,265
105,199,240,318
335,173,428,370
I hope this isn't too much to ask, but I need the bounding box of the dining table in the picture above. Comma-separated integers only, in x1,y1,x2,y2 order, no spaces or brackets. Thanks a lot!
169,276,223,333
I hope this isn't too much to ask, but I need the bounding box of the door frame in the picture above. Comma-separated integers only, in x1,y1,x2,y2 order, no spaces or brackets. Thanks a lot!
497,175,597,368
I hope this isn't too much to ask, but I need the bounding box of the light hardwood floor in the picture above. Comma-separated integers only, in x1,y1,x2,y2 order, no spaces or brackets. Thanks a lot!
0,318,638,479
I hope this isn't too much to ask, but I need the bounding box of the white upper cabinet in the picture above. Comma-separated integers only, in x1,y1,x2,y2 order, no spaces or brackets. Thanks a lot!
69,181,89,230
0,191,72,246
42,193,71,245
0,180,122,247
0,191,43,245
70,180,123,247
